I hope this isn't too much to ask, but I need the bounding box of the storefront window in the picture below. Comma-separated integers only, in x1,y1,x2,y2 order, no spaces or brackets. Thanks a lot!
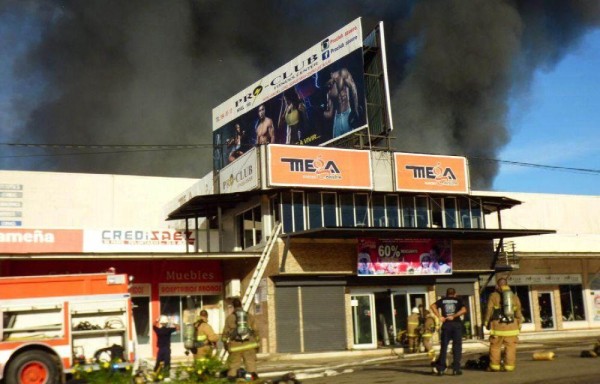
514,286,532,323
401,197,415,228
355,193,369,227
415,196,429,228
132,297,150,345
237,205,262,249
560,285,585,321
158,295,220,343
281,191,304,233
443,198,458,228
385,195,399,227
323,193,337,226
339,194,354,227
307,192,322,228
372,195,385,227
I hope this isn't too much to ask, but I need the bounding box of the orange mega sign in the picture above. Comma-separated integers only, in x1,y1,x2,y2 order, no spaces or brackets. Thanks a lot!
268,145,373,189
394,153,469,194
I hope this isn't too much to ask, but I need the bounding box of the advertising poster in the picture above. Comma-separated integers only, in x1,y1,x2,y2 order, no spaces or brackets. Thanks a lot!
357,238,452,276
267,145,372,189
213,19,367,171
394,153,469,194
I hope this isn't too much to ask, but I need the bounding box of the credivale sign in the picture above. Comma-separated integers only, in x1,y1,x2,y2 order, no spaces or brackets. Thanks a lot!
0,228,189,253
267,144,373,189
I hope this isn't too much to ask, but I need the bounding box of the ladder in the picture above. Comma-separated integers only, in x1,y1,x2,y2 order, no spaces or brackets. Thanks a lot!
242,222,282,311
220,222,282,361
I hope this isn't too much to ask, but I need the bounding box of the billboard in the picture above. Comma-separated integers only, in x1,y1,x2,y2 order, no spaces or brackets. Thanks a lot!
268,145,372,189
357,238,453,276
394,153,469,194
213,18,367,170
218,147,259,194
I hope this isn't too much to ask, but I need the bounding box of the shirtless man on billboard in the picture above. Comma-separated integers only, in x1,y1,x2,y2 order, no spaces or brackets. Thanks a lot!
255,104,276,144
324,68,359,138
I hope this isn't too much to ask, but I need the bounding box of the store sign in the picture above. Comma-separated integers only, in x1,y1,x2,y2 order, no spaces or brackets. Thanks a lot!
0,228,84,253
394,153,469,194
83,229,188,253
159,283,222,296
219,148,259,193
357,238,452,276
268,145,372,189
485,274,582,286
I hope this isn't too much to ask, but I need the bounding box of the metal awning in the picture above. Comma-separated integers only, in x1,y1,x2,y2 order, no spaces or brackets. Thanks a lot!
166,189,524,221
280,227,554,240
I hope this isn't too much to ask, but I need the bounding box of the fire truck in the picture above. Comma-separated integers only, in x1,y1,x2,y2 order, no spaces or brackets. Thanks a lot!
0,272,137,383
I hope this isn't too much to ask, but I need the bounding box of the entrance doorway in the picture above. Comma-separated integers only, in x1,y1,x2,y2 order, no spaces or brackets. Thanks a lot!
351,288,427,349
538,291,556,330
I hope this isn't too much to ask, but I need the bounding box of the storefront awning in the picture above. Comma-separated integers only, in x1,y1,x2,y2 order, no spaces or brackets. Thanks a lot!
280,227,555,241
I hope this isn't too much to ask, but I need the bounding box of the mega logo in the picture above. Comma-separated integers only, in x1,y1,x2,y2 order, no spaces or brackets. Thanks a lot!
405,162,459,186
280,155,342,180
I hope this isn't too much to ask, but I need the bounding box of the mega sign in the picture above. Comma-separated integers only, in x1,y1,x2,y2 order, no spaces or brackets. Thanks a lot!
212,18,367,171
268,145,372,189
394,153,469,194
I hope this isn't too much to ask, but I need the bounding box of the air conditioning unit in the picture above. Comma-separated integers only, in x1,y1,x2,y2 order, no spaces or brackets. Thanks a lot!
225,279,241,298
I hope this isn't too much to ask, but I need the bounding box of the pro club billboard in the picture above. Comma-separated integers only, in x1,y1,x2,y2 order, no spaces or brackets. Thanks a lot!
267,145,373,189
213,18,368,171
394,153,469,194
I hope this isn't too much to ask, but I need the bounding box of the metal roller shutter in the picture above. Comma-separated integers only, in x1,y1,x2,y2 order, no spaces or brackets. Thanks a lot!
275,286,301,353
302,285,346,352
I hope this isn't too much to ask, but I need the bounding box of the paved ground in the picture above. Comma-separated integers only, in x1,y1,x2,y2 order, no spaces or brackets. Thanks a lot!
257,336,600,383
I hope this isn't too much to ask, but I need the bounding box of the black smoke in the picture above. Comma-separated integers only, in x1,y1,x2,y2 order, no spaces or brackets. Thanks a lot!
1,0,599,188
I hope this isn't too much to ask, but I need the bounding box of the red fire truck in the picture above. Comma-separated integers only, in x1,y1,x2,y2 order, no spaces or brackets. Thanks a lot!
0,272,137,383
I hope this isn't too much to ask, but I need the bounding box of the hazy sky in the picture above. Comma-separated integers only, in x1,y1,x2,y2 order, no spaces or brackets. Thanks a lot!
494,29,600,195
1,1,599,195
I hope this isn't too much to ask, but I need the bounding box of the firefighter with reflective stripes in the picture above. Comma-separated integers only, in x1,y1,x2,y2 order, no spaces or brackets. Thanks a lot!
484,277,523,372
421,309,439,360
407,307,421,353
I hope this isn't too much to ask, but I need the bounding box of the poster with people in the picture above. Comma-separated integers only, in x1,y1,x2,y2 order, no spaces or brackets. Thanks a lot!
212,18,368,171
356,238,453,276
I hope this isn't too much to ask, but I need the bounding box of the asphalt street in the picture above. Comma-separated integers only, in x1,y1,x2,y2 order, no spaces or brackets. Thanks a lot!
297,338,600,384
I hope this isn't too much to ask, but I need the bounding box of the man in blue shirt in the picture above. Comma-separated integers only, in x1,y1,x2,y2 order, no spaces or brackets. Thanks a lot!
430,288,467,376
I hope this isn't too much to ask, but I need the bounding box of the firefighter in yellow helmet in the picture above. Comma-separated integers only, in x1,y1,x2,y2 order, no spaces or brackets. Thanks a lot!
406,307,421,353
484,277,523,372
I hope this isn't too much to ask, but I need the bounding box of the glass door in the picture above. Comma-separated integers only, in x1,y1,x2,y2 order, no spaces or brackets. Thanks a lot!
538,291,556,330
351,294,376,348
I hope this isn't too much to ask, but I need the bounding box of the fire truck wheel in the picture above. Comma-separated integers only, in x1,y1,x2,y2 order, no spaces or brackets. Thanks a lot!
6,351,61,384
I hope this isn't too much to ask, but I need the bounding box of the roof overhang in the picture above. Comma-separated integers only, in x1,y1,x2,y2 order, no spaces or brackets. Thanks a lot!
281,227,555,241
166,189,524,221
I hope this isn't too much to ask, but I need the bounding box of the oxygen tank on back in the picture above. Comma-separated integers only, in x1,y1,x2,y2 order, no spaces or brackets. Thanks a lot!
183,296,198,351
501,285,514,322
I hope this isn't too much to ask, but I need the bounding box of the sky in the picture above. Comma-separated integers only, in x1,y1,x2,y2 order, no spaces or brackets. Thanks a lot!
0,1,599,196
494,29,600,195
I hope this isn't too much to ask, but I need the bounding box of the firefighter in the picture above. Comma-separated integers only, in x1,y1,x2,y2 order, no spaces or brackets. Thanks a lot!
406,307,421,353
195,309,219,359
484,277,523,372
421,309,438,360
222,298,259,382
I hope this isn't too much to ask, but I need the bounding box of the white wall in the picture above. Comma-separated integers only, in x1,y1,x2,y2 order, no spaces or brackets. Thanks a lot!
0,171,197,229
477,191,600,253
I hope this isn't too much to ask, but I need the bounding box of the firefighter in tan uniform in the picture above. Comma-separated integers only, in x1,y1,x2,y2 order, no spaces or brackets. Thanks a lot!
421,309,439,360
484,277,523,372
222,298,259,382
406,307,421,353
195,310,219,359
